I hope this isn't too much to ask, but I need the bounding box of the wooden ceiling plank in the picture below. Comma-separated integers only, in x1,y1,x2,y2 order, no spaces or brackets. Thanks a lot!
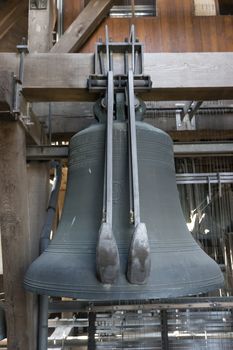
50,0,114,53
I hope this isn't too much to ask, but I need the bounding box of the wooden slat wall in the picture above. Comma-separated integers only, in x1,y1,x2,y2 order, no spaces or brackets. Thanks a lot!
63,0,233,53
1,0,233,53
0,0,28,52
63,0,85,31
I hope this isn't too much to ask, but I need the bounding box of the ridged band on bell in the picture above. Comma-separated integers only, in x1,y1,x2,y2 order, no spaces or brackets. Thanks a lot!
24,122,224,300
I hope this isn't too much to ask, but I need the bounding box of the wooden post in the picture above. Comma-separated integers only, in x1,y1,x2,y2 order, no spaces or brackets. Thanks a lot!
0,122,33,349
0,71,13,112
28,0,55,53
27,161,50,349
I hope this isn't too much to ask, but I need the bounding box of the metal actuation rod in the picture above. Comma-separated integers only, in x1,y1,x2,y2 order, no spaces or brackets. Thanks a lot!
96,24,150,285
96,68,120,284
126,69,151,285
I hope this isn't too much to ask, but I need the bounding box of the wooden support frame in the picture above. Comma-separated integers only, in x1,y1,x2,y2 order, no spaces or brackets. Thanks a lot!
20,96,48,145
27,161,50,350
28,0,56,53
1,52,233,102
51,0,114,53
26,142,233,161
0,71,13,112
0,72,48,145
0,122,34,350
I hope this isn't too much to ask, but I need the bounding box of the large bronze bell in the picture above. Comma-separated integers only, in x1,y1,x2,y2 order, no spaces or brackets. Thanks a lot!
24,118,223,300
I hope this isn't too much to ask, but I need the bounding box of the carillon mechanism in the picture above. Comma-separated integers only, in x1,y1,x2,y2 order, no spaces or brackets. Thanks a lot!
24,26,223,301
96,70,120,285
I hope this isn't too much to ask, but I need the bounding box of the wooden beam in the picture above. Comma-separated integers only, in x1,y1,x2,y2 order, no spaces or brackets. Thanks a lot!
0,122,33,350
35,113,233,136
0,0,28,40
1,52,233,101
20,97,48,145
31,100,233,120
169,129,233,142
0,71,13,111
27,162,50,349
0,53,18,72
0,74,48,145
50,0,114,53
28,0,55,53
32,102,94,118
26,142,233,160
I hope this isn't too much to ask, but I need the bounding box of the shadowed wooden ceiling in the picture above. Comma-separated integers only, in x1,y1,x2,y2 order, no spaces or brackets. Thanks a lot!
1,0,233,52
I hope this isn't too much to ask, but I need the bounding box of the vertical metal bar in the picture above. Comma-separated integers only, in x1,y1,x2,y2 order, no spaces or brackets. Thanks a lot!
131,0,135,18
105,25,110,73
88,312,96,350
135,49,138,74
128,69,140,226
130,25,135,73
208,176,212,201
127,89,134,224
110,49,113,72
18,51,25,83
96,70,119,284
160,310,169,350
105,70,114,225
124,50,129,74
48,102,52,144
38,296,49,350
98,50,104,75
57,0,64,38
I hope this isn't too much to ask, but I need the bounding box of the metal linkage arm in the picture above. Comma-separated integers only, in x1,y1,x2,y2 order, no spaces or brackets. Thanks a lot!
127,69,151,285
96,71,120,284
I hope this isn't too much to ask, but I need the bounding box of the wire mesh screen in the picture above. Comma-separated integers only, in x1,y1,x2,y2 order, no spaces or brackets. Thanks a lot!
94,308,233,349
167,308,233,349
175,157,233,296
95,310,161,349
47,305,233,349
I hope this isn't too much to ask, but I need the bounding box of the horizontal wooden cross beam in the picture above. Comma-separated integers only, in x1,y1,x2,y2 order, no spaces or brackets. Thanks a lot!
0,52,233,102
26,143,233,160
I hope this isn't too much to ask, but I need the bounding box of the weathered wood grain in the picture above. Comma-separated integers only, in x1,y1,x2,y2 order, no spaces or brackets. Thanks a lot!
51,0,114,53
0,0,28,41
0,71,13,111
27,162,50,350
0,122,32,350
28,0,55,53
1,52,233,101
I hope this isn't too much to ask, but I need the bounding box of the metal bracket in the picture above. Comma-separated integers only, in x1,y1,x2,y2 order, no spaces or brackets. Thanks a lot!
11,39,29,117
88,74,152,92
175,101,202,130
30,0,48,9
88,25,152,93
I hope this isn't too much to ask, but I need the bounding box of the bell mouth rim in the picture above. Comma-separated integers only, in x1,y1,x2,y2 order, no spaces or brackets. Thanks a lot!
24,272,224,301
24,283,224,301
